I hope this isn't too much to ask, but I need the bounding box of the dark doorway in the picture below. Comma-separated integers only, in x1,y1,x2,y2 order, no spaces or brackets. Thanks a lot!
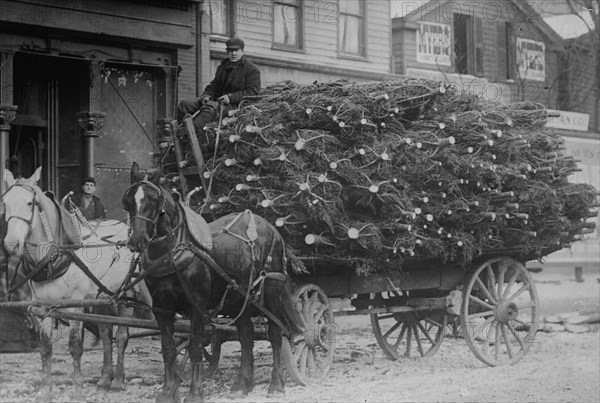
12,52,88,194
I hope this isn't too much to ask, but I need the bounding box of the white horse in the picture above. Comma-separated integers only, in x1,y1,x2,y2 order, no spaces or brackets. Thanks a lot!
2,167,151,403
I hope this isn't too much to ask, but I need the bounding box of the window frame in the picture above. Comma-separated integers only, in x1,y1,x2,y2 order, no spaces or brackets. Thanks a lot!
206,0,235,38
337,0,367,59
272,0,304,52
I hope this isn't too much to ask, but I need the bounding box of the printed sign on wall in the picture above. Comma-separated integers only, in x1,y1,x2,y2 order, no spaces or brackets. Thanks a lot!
516,37,545,81
417,22,452,66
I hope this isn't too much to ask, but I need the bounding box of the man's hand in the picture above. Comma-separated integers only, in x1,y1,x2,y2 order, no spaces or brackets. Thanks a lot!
217,94,231,105
200,95,213,104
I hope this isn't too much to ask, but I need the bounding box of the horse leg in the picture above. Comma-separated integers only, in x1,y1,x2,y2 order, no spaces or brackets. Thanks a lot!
113,303,133,391
68,317,86,402
184,314,204,403
267,321,286,395
230,314,254,396
35,316,53,403
155,311,180,403
96,323,114,391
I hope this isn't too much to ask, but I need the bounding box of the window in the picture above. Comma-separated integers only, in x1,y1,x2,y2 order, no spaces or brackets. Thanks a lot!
453,13,483,76
496,22,515,81
273,0,303,50
339,0,365,56
207,0,234,36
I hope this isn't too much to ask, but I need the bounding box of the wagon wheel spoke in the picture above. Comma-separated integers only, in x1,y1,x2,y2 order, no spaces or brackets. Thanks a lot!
413,322,425,357
495,323,502,361
393,323,408,350
506,322,525,348
472,316,495,341
404,325,413,358
313,304,327,323
417,320,437,345
485,264,498,301
497,261,507,298
501,323,515,358
506,283,531,304
383,320,402,339
294,341,307,362
475,276,496,305
502,269,520,299
298,343,309,376
469,294,495,311
467,309,495,319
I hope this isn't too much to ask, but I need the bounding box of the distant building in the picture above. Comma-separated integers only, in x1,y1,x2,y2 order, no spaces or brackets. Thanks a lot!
392,0,599,269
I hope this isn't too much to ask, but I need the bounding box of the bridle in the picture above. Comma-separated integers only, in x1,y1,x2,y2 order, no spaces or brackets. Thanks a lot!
125,180,168,234
2,183,39,237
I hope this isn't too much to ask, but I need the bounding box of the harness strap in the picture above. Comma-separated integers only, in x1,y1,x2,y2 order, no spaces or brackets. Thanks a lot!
64,250,115,297
8,247,59,293
187,242,291,337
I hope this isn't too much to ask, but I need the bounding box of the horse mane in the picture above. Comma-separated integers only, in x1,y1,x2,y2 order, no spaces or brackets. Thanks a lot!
33,185,81,245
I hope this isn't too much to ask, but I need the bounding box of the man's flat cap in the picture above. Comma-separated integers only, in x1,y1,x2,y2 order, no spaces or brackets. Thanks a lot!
226,37,245,51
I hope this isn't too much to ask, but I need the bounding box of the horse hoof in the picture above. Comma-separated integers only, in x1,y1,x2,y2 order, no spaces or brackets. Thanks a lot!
96,381,111,392
156,391,179,403
183,394,204,403
229,389,250,398
110,379,126,392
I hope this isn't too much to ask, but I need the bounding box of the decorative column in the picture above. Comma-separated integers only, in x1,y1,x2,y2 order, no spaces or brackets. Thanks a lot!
77,111,105,179
0,105,17,194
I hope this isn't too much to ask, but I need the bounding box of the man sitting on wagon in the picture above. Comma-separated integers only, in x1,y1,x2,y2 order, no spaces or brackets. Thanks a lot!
177,37,261,134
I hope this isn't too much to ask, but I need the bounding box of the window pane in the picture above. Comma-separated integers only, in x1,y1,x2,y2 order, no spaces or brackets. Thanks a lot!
340,0,361,15
274,4,299,47
340,15,360,54
209,0,227,35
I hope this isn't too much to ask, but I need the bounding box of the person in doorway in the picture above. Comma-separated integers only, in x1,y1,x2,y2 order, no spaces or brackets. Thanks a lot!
71,177,106,221
177,37,261,133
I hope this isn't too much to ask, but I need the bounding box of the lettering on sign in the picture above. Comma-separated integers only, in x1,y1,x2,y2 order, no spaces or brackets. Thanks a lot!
417,22,452,66
546,110,590,132
516,37,545,81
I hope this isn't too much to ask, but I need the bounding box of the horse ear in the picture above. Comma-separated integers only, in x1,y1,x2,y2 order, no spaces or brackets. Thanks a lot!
130,162,140,184
29,167,42,185
4,169,15,188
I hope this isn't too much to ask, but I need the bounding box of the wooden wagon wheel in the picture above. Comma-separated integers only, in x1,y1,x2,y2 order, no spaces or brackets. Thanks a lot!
461,257,540,366
282,284,335,386
370,291,447,360
175,329,222,382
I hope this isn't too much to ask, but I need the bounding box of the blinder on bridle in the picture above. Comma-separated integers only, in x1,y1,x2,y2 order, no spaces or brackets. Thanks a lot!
125,180,168,235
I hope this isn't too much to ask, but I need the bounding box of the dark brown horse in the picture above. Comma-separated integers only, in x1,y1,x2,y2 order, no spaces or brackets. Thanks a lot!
123,163,303,403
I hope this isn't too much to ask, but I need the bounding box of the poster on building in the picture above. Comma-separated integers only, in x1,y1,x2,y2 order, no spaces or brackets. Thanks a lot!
516,37,545,81
416,22,451,66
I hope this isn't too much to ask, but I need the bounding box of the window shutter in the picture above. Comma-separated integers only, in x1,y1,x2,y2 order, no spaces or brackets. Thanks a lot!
474,17,484,76
496,23,507,81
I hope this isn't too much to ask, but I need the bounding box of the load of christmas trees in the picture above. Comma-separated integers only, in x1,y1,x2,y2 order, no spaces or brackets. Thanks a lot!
162,78,598,273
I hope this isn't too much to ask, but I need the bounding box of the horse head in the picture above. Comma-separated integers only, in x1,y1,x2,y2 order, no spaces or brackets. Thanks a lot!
2,167,45,257
123,162,177,253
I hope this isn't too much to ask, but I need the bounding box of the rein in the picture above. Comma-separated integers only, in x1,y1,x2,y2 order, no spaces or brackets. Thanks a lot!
128,181,292,336
3,183,119,298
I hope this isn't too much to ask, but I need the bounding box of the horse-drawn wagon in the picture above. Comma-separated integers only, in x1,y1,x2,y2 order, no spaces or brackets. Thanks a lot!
1,77,598,402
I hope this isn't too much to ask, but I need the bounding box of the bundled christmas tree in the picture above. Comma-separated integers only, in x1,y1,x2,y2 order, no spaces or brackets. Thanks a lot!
161,78,598,274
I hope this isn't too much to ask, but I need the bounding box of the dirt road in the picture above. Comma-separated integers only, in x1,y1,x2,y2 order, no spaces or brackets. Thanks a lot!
1,268,598,403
